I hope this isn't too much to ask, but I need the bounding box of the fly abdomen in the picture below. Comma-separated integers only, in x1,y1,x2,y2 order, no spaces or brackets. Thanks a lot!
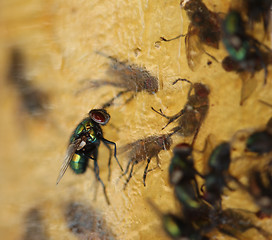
70,153,89,174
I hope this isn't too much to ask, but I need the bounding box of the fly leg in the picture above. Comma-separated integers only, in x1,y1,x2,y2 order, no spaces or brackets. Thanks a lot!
123,93,135,105
102,141,113,181
193,177,202,199
95,51,128,69
102,138,123,172
227,175,247,191
151,78,191,130
123,161,138,190
93,158,110,205
147,155,162,171
102,90,130,109
160,34,186,42
119,159,133,180
75,79,122,95
151,107,185,130
144,156,162,185
143,158,151,187
172,78,193,98
203,50,219,63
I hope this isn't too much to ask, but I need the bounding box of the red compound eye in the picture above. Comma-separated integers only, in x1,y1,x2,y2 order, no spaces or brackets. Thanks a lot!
174,143,192,155
89,109,110,125
175,143,191,151
222,56,237,72
175,143,190,149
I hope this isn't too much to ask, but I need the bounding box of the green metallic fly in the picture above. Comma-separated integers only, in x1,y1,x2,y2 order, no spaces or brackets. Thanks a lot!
56,109,123,204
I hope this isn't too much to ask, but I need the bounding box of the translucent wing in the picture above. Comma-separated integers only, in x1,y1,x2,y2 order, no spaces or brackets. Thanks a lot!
200,134,218,174
118,142,136,155
56,138,83,184
185,24,203,71
240,73,257,105
118,138,147,159
219,208,271,239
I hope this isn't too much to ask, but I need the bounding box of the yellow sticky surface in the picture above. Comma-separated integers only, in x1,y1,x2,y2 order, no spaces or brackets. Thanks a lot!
0,0,272,239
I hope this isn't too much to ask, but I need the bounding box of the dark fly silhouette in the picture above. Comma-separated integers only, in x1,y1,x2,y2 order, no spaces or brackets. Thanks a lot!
152,79,209,145
160,0,222,70
222,10,272,104
22,208,48,240
119,133,173,189
169,143,206,217
247,166,272,219
79,52,158,109
8,48,48,117
234,0,272,37
65,202,116,239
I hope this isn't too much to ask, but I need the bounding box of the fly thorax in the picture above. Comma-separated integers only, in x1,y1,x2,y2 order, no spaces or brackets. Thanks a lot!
230,35,242,50
87,128,97,142
171,169,184,184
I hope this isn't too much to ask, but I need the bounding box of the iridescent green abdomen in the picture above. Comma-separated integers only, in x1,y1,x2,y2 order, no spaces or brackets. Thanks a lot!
208,142,230,172
174,184,201,209
70,153,89,174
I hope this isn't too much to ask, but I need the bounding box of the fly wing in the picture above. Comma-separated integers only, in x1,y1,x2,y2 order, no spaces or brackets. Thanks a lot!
56,138,83,184
200,134,218,175
220,208,271,239
118,138,149,159
118,142,135,155
239,72,257,105
185,24,203,71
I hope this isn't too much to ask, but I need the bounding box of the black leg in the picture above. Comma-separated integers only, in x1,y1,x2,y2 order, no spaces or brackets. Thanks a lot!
94,160,110,205
227,175,247,191
123,93,135,105
191,124,201,147
95,51,128,69
193,177,201,198
203,50,219,63
200,183,205,194
172,78,192,85
172,78,193,98
160,34,186,42
92,178,98,202
102,90,130,109
259,99,272,108
151,107,172,119
143,158,151,187
147,155,161,172
102,138,123,172
146,155,162,173
102,141,113,181
119,159,132,179
195,170,204,179
123,161,138,190
171,126,182,135
76,79,123,96
151,107,185,130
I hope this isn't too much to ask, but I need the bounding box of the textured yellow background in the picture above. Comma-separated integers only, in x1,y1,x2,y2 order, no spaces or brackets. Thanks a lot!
0,0,272,239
